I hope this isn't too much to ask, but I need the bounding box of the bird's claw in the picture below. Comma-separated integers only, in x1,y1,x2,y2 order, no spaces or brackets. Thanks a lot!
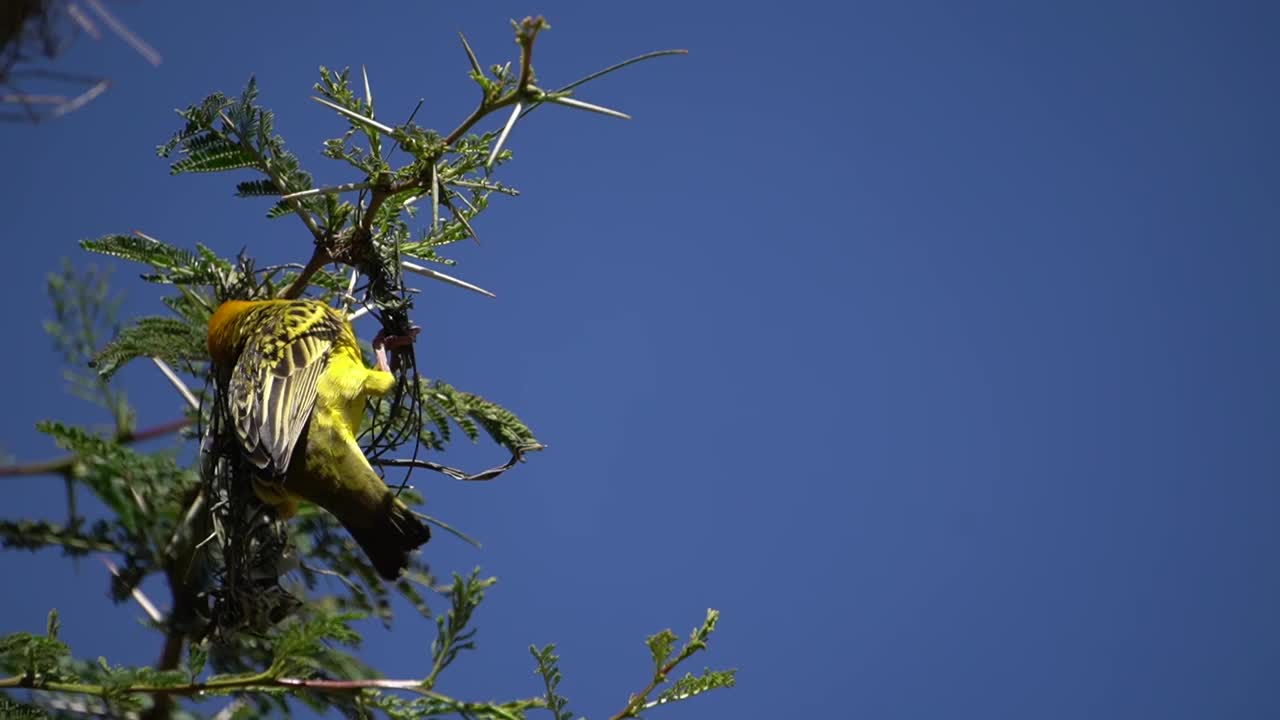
372,327,421,373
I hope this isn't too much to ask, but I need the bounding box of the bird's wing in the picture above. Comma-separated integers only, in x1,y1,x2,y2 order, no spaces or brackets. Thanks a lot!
228,303,342,475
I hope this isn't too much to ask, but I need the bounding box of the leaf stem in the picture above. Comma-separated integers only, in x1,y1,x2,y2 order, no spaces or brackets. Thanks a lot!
215,111,324,244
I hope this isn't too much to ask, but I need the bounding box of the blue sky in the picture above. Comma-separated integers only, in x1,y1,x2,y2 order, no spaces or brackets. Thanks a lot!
2,1,1279,718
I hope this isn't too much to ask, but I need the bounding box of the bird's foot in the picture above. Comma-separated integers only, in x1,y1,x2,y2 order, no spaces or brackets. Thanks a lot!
372,327,421,372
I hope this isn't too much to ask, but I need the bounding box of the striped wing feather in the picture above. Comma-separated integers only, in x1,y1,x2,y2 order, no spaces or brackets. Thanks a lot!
229,303,341,475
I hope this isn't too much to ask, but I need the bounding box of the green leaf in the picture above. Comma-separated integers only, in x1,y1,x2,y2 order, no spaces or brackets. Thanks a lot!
170,146,257,174
265,199,294,219
157,91,232,158
82,236,234,290
187,642,207,681
419,380,539,453
81,234,196,274
34,420,197,551
91,316,208,379
686,608,720,654
0,626,73,681
654,668,737,706
0,518,118,555
647,629,677,671
427,570,495,687
236,178,282,197
530,644,573,720
270,612,363,677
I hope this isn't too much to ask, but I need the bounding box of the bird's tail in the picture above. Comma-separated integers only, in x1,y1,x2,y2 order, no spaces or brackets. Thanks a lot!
342,494,432,580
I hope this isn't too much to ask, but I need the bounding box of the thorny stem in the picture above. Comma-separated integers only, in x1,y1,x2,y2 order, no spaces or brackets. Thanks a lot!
0,417,192,478
285,18,551,301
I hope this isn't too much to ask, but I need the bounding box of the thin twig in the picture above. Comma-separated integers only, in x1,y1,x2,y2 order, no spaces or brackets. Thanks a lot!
0,418,191,478
0,93,69,105
0,670,547,711
280,245,333,300
608,657,683,720
557,49,686,95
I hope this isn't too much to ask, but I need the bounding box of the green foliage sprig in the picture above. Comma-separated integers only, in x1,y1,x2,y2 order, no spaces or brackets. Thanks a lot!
610,609,736,720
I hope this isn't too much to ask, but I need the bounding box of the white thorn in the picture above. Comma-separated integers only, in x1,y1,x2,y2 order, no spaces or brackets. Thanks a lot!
102,557,163,623
362,65,373,111
401,261,496,298
487,102,522,168
311,96,397,135
151,357,200,411
280,181,373,200
339,269,360,314
431,163,441,233
547,95,631,120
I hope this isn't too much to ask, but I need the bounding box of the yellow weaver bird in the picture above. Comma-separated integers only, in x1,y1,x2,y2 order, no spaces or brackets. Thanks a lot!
207,298,430,580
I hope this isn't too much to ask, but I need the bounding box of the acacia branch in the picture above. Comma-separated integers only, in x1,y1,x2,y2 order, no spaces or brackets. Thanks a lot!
280,244,334,299
285,22,551,302
608,655,686,720
608,611,722,720
0,417,192,478
0,670,546,712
